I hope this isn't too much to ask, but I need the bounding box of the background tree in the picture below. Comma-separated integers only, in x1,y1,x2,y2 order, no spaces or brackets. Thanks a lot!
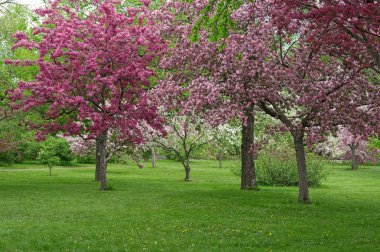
37,151,60,176
153,115,214,181
336,128,379,169
36,137,72,176
211,114,273,169
65,132,149,169
212,122,242,169
0,4,39,165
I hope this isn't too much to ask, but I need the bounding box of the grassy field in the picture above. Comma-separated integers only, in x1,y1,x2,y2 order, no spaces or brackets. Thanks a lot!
0,160,379,251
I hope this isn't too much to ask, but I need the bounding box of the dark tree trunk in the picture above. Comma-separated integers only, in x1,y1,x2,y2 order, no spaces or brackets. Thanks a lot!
184,156,191,181
241,111,257,190
98,134,108,191
95,138,101,181
152,147,156,168
350,144,358,170
49,166,52,176
292,132,310,204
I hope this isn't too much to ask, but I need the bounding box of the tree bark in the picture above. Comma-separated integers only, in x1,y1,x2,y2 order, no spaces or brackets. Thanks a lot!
184,156,191,181
152,147,156,168
241,111,257,190
217,154,222,169
350,144,358,170
98,133,108,191
95,138,101,181
292,132,310,203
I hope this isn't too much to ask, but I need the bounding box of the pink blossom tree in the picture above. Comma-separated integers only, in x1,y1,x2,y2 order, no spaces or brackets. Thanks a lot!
153,1,264,190
336,128,379,169
338,128,364,170
7,0,166,190
228,3,377,202
314,129,379,168
156,1,379,203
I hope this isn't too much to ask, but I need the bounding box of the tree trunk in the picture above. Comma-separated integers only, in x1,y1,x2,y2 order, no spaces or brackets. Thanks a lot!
217,154,222,169
184,156,191,181
152,147,156,168
95,138,101,181
292,132,310,203
241,111,257,190
350,144,358,170
49,166,52,176
98,133,108,191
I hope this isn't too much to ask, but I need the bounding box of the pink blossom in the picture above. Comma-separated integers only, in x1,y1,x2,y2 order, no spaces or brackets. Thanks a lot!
7,0,167,146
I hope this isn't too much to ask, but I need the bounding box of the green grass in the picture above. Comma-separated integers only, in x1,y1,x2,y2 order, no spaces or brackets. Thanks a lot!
0,160,379,251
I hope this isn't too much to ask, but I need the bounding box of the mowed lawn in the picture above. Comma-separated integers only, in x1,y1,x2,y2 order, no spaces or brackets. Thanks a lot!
0,160,379,252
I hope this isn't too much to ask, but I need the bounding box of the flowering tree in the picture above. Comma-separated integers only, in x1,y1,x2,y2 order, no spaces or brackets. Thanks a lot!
154,1,263,190
212,122,242,169
314,129,379,168
65,136,95,158
338,128,365,170
156,1,378,203
65,133,145,171
313,136,343,159
336,128,379,169
231,2,378,203
7,0,166,190
0,5,39,165
153,114,214,181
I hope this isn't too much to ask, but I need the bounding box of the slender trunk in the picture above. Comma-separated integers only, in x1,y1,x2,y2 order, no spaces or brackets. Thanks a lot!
98,133,108,191
241,110,257,190
152,147,156,168
217,154,222,169
49,166,52,176
95,138,101,181
350,144,358,170
184,156,191,181
131,152,144,169
292,132,310,204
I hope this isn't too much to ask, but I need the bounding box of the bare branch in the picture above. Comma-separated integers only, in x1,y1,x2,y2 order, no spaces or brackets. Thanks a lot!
0,0,15,6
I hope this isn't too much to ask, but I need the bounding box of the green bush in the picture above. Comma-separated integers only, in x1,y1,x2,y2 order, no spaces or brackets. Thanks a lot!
14,140,41,163
256,147,326,187
37,137,73,166
0,152,14,166
232,142,327,187
76,155,96,164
